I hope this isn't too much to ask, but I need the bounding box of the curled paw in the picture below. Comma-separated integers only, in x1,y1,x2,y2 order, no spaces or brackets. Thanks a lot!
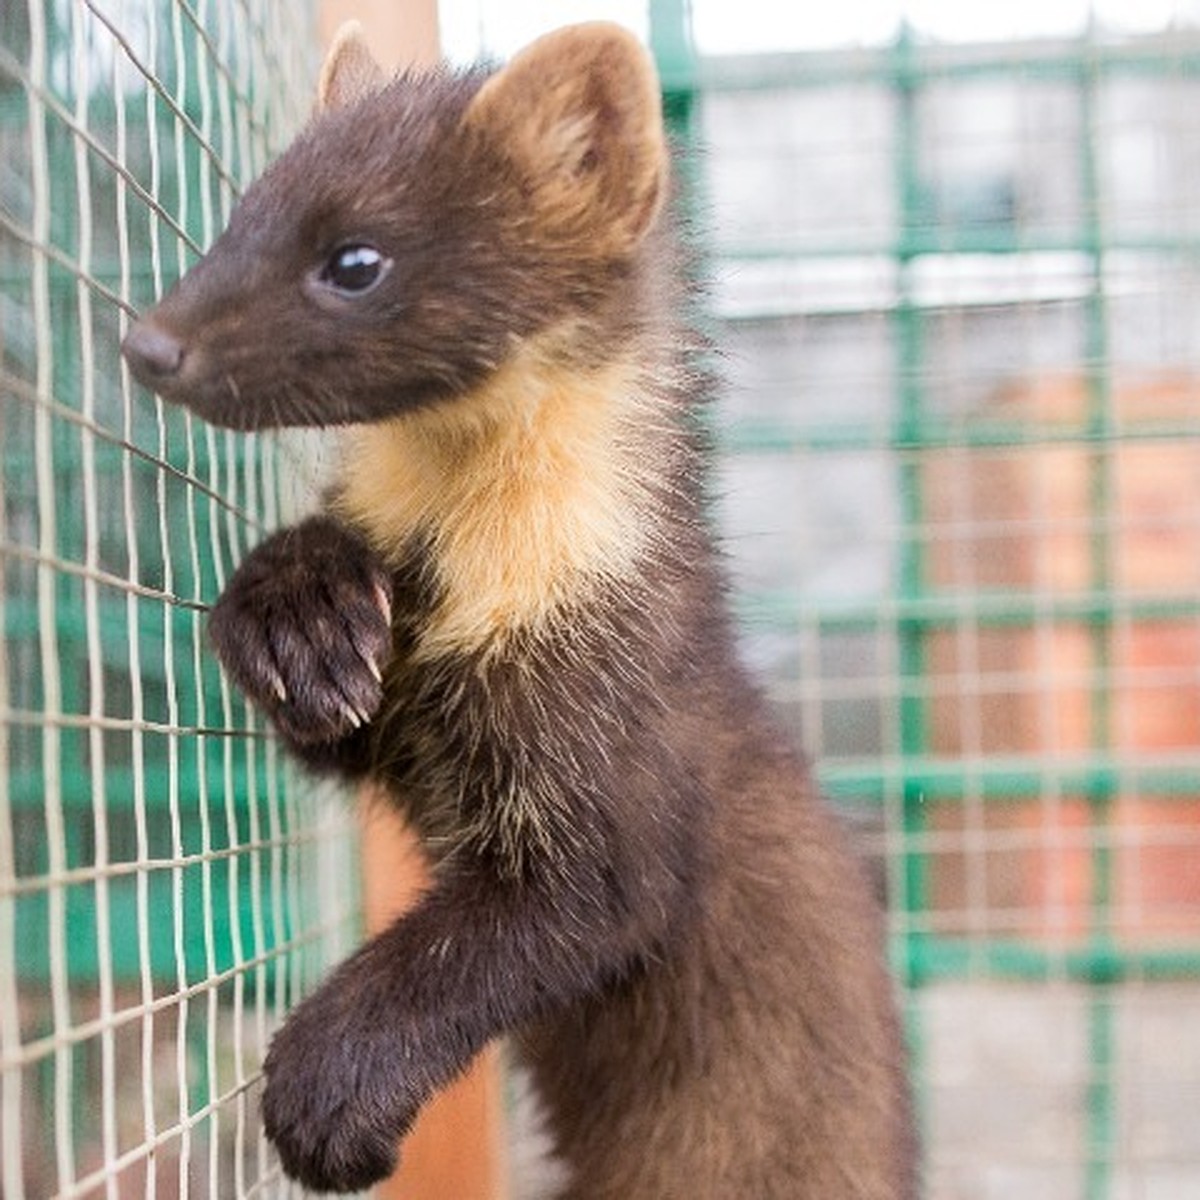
209,516,393,746
262,1060,407,1194
260,985,419,1192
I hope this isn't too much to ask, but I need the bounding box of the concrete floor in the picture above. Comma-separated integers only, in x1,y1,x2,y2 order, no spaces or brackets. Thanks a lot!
919,981,1200,1200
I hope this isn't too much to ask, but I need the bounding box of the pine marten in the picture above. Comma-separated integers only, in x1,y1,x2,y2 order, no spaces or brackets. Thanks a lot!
121,22,916,1198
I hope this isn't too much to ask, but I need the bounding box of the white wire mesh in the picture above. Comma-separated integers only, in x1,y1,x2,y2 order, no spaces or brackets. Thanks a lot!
1,2,360,1196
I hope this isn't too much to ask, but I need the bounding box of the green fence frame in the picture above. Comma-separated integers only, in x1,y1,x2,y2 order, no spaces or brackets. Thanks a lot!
650,4,1200,1196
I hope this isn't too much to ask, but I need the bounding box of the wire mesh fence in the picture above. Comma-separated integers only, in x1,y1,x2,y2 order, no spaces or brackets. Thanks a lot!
0,2,360,1196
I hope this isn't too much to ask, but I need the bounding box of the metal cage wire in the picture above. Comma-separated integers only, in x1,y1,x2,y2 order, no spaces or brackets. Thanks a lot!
1,1,358,1196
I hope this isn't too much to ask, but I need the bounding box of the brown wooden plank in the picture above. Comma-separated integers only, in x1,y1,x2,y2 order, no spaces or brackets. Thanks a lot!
313,4,510,1194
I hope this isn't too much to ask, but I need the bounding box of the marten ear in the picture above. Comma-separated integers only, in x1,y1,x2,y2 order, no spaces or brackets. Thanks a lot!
317,21,387,112
463,23,667,257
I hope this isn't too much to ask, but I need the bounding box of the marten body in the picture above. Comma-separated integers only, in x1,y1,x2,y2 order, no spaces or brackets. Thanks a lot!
122,24,915,1198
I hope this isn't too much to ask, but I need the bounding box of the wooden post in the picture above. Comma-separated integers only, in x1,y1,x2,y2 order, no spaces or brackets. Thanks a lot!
359,798,508,1200
317,0,440,69
315,3,508,1196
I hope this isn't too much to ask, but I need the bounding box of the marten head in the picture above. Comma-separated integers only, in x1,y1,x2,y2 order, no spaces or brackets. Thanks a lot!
121,23,668,430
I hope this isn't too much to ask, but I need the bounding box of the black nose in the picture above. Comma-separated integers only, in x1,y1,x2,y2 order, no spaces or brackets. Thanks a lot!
122,321,184,383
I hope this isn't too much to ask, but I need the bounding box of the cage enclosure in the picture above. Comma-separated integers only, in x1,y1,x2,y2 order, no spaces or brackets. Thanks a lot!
4,1,1200,1198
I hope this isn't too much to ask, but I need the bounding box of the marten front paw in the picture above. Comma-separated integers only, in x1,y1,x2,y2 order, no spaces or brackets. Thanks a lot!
209,516,393,747
260,982,422,1192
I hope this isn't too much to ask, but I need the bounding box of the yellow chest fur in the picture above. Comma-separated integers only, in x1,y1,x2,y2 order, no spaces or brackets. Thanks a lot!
333,346,658,659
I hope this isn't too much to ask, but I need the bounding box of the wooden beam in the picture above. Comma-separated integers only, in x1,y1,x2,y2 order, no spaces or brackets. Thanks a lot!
317,0,440,71
314,4,509,1196
359,798,509,1200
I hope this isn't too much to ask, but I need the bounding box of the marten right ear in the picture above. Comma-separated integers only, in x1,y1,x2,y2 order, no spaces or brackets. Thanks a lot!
317,21,387,112
463,23,668,258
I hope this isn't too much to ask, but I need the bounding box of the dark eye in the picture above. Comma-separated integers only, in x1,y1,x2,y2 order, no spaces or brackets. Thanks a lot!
320,243,390,294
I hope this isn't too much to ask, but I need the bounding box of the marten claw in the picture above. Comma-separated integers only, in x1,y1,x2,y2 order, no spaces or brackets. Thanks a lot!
265,667,288,705
373,578,393,628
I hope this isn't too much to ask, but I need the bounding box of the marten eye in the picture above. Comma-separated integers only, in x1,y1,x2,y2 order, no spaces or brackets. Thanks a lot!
320,243,391,295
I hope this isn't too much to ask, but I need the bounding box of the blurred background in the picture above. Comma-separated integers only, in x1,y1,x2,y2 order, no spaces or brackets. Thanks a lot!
2,1,1199,1197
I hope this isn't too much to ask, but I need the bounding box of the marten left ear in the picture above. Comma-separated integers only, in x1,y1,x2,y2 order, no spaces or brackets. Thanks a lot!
317,21,387,112
463,23,668,257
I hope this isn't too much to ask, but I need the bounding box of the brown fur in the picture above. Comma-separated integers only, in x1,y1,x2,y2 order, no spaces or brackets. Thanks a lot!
121,22,916,1198
463,25,668,257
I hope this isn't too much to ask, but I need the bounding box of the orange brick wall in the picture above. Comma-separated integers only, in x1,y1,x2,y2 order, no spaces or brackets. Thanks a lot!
926,375,1200,943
